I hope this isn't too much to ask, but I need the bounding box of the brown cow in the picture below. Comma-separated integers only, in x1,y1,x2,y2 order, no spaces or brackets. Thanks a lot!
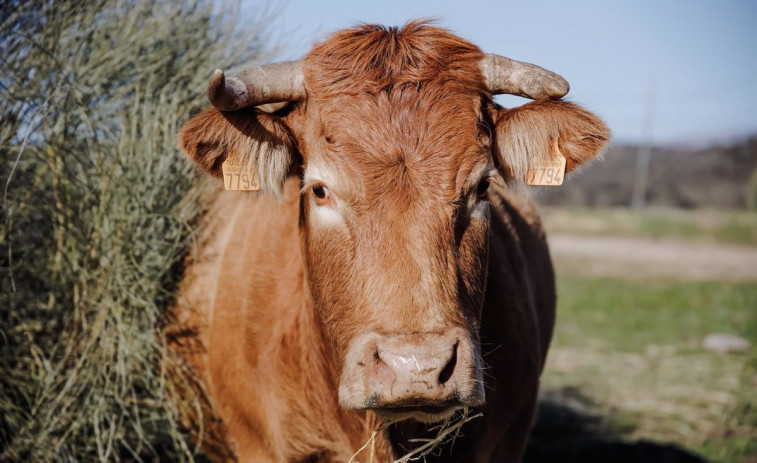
174,21,609,462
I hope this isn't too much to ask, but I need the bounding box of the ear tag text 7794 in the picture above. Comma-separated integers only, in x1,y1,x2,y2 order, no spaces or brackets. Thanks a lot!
221,150,260,191
526,139,566,186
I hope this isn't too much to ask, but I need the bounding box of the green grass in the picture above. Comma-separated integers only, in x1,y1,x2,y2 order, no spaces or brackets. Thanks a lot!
544,273,757,463
554,276,757,352
540,207,757,461
541,207,757,246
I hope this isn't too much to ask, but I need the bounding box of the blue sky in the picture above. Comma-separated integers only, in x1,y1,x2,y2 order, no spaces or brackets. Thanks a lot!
244,1,757,145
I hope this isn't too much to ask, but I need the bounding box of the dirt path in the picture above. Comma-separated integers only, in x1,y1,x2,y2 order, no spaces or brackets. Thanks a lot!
548,233,757,282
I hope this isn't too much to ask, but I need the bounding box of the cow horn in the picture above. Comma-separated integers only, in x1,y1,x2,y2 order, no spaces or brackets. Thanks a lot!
480,54,569,100
207,60,305,111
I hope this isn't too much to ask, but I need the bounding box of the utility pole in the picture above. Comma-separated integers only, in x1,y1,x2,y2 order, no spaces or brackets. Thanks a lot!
631,77,657,210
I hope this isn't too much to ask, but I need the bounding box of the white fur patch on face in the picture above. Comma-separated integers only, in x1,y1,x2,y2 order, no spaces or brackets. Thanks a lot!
469,198,490,219
304,162,346,227
304,161,339,188
311,201,344,227
467,165,497,220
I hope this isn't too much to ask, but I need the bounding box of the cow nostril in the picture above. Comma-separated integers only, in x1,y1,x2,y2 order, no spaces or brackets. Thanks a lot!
438,342,458,385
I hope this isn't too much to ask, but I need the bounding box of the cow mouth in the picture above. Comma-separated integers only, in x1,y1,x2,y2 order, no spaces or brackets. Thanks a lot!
370,403,462,423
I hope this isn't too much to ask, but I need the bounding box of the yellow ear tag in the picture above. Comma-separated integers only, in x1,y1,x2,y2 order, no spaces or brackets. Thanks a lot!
526,139,566,186
221,150,260,191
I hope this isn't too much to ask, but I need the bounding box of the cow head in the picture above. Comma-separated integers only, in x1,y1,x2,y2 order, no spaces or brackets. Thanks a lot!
179,22,608,423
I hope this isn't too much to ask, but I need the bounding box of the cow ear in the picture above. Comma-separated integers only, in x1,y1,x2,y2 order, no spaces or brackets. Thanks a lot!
178,107,295,194
491,100,609,183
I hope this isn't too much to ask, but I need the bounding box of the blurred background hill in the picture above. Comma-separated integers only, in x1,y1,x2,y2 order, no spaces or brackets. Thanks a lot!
538,137,757,209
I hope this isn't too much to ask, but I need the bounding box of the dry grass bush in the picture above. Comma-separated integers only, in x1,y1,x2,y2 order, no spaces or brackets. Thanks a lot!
0,1,277,460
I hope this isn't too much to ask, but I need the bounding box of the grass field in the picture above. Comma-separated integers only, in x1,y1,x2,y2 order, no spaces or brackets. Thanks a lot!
540,208,757,463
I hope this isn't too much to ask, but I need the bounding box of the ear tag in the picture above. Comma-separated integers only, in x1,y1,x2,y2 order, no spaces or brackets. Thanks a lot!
221,150,260,191
527,139,566,186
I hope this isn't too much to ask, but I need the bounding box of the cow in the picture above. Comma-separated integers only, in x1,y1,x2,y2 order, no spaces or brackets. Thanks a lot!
173,21,609,462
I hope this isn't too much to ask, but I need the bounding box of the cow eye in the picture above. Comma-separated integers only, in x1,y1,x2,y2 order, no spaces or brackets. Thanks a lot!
476,177,491,199
312,184,331,204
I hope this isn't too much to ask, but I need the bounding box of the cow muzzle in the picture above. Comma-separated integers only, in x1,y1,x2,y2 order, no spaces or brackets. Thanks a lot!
338,328,485,423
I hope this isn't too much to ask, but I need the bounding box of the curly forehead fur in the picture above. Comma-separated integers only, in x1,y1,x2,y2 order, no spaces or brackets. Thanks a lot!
302,20,487,97
299,21,492,213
